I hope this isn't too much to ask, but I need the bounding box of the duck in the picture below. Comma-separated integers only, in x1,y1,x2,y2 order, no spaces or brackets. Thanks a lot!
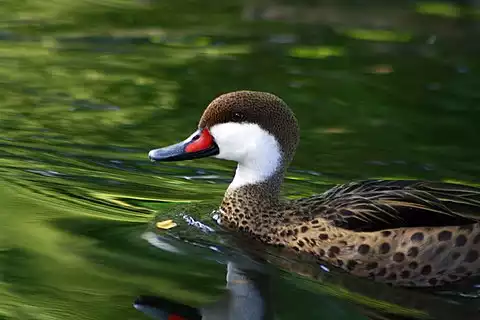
148,90,480,287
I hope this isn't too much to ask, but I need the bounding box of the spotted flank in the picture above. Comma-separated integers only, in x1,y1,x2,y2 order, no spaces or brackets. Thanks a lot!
148,91,480,287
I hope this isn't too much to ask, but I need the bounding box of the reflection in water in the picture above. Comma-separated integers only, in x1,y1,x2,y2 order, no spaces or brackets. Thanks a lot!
1,0,480,319
135,295,203,320
134,262,271,320
136,217,271,320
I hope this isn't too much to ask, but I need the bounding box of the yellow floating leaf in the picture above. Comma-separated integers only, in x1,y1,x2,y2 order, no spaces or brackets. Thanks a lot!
156,220,177,230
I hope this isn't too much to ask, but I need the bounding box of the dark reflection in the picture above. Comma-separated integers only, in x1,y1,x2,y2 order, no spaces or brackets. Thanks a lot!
134,216,273,319
135,295,202,319
134,262,272,320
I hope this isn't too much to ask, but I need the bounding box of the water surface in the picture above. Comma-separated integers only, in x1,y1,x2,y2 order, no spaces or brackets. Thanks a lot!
1,1,480,319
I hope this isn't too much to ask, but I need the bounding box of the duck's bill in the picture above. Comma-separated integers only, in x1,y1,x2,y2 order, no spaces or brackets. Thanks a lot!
148,128,219,162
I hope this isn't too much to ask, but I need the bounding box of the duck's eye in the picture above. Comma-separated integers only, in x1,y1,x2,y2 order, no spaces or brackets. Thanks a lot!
232,112,245,122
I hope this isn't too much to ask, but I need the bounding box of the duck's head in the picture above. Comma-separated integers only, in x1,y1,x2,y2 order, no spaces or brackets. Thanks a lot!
148,91,299,190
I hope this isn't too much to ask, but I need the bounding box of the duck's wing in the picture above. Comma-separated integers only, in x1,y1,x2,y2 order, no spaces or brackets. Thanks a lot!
313,180,480,232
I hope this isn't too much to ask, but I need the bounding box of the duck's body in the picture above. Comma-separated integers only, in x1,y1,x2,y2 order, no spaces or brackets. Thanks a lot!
148,90,480,287
220,179,480,287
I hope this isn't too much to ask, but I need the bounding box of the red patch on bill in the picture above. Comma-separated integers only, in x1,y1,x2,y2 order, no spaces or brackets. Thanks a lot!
168,314,186,320
185,128,214,153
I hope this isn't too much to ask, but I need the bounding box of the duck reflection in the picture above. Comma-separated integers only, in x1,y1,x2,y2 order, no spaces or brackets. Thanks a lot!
134,260,273,320
135,220,273,320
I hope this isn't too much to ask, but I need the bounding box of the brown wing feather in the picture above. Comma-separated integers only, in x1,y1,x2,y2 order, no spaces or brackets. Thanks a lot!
312,180,480,232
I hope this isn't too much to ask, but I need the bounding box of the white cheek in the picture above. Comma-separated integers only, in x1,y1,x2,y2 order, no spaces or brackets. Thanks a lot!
209,122,281,189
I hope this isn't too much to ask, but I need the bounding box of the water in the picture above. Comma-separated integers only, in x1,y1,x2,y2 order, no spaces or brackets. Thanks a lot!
1,1,480,319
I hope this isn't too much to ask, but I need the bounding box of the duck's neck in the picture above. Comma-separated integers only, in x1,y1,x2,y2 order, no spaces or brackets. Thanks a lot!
228,161,285,198
221,165,286,219
218,161,288,230
219,172,284,230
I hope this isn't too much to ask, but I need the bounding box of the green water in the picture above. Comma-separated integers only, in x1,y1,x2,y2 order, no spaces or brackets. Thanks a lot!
1,1,480,319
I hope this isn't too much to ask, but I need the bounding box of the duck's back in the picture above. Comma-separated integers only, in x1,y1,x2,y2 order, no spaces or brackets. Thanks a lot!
308,180,480,231
278,180,480,287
